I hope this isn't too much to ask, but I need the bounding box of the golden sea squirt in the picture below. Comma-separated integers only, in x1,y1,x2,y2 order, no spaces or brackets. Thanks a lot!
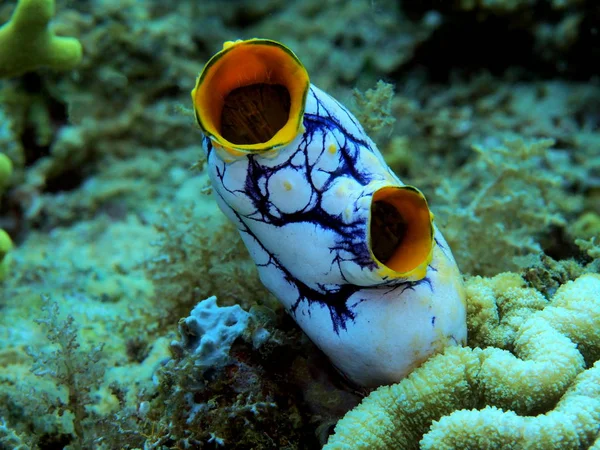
191,38,467,387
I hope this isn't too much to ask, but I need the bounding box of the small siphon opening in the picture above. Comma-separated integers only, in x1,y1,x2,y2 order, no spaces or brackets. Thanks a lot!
370,200,407,263
220,83,291,145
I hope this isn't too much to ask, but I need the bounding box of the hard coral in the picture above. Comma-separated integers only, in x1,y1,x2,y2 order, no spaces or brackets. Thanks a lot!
255,0,439,91
422,361,600,449
325,274,600,449
0,0,82,78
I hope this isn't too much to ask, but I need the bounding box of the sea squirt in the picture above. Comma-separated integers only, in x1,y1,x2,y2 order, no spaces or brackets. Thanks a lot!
191,38,467,387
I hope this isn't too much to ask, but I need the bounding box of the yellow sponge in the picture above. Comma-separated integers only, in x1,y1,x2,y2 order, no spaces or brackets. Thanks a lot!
0,0,82,78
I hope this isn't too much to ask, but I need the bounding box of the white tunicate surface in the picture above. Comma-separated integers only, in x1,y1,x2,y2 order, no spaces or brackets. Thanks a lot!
267,167,312,214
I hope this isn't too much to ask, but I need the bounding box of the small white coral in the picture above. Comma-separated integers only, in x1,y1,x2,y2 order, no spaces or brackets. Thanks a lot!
174,296,250,368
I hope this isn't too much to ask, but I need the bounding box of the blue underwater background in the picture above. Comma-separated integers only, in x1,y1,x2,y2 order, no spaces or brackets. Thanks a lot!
0,0,599,449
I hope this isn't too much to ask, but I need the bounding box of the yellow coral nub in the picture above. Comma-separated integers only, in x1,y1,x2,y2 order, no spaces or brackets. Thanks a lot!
0,0,83,78
0,154,13,281
0,229,13,281
0,153,12,191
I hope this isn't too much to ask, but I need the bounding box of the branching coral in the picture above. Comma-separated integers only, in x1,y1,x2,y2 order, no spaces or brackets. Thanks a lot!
0,153,11,191
0,0,82,78
325,273,600,449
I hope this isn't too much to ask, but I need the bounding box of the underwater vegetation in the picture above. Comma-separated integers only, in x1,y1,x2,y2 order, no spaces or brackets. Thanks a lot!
0,0,599,449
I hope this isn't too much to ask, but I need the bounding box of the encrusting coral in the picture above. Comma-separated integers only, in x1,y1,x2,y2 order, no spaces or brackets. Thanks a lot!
324,273,600,449
0,0,82,78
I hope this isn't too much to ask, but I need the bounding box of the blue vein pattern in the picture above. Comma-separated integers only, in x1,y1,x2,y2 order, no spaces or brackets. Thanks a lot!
204,86,434,335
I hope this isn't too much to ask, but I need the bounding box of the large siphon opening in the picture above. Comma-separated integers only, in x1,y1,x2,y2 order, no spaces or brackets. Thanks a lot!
220,83,291,145
370,200,408,264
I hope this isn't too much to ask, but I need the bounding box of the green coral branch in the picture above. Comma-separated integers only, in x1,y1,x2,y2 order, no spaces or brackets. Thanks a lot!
0,229,13,281
0,0,82,78
0,154,13,281
0,153,11,192
325,274,600,449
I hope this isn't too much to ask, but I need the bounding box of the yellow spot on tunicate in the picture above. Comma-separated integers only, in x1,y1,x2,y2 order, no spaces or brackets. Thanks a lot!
336,186,347,197
283,180,293,191
222,40,240,50
343,207,352,221
328,144,337,154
